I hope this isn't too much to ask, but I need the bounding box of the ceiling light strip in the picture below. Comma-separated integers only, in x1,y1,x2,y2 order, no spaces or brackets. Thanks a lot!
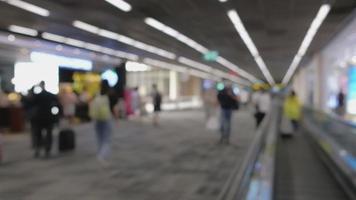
2,0,50,17
144,17,259,83
42,32,139,61
105,0,131,12
227,10,275,84
282,4,331,84
73,20,176,60
178,57,213,72
8,25,38,36
145,18,209,53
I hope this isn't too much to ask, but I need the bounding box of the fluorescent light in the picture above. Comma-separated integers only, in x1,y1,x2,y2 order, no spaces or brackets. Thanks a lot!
4,0,50,17
42,32,139,61
219,0,228,2
65,38,85,48
105,0,131,12
228,9,275,84
143,58,187,73
145,17,209,53
216,57,259,82
73,20,176,59
144,17,259,84
282,4,331,84
8,25,38,36
42,32,66,43
73,21,99,34
178,57,213,72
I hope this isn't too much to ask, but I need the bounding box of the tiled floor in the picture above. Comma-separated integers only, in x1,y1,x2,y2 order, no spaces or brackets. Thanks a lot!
0,109,255,200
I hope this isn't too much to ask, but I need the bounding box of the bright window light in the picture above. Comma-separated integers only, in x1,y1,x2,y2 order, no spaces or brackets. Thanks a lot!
30,51,93,71
73,20,176,60
125,61,151,72
8,25,38,36
3,0,50,17
13,62,59,94
282,4,331,84
227,10,275,84
144,17,259,84
105,0,132,12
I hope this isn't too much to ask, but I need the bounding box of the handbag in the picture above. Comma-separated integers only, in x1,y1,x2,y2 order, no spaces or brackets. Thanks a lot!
206,116,219,131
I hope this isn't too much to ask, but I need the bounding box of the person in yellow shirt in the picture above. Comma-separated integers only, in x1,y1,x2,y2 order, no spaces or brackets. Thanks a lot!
283,91,301,131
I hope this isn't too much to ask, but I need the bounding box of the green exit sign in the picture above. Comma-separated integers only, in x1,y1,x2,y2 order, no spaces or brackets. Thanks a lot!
203,51,219,62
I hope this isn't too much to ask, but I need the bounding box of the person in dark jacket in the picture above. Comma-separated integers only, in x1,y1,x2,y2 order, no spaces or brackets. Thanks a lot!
32,81,59,158
217,84,239,144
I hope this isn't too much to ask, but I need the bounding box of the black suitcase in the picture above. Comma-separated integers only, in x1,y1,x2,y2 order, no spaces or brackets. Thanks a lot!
58,129,76,152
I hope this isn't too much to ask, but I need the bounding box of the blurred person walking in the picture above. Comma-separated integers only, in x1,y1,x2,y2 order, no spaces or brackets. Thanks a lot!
131,87,141,116
151,84,162,126
217,85,239,144
335,90,345,116
32,81,60,158
59,87,77,123
283,91,301,132
90,80,112,164
203,87,218,122
254,90,271,127
22,87,37,148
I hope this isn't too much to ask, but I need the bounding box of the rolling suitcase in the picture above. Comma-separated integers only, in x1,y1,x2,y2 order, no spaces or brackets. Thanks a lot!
280,115,294,138
58,129,76,152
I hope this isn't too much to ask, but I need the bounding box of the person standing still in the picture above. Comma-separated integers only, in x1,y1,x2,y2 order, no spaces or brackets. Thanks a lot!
151,84,162,126
255,90,271,127
217,85,239,145
32,81,60,158
283,91,301,131
90,80,112,164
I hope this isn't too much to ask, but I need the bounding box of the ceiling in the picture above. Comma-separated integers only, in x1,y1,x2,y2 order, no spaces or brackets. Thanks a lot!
0,0,355,83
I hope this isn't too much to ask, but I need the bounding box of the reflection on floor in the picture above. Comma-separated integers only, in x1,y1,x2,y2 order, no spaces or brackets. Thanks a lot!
0,109,255,200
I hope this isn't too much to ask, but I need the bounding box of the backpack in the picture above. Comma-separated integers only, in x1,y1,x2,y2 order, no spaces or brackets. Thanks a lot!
91,96,111,120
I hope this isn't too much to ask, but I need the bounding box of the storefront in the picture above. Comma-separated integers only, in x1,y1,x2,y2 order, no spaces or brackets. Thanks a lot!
293,15,356,121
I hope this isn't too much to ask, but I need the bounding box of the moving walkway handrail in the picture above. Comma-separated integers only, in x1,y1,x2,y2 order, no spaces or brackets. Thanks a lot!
217,101,281,200
303,107,356,199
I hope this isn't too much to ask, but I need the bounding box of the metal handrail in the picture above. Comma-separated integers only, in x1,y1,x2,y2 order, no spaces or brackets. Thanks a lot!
217,101,280,200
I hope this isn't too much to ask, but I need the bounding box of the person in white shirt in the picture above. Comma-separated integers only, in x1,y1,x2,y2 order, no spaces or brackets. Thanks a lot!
254,90,271,127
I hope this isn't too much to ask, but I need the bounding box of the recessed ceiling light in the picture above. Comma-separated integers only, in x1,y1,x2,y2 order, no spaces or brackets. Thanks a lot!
3,0,50,17
105,0,132,12
8,25,38,36
282,4,331,84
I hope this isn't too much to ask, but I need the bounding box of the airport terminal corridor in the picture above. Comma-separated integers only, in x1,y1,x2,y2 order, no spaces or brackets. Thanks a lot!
0,109,255,200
